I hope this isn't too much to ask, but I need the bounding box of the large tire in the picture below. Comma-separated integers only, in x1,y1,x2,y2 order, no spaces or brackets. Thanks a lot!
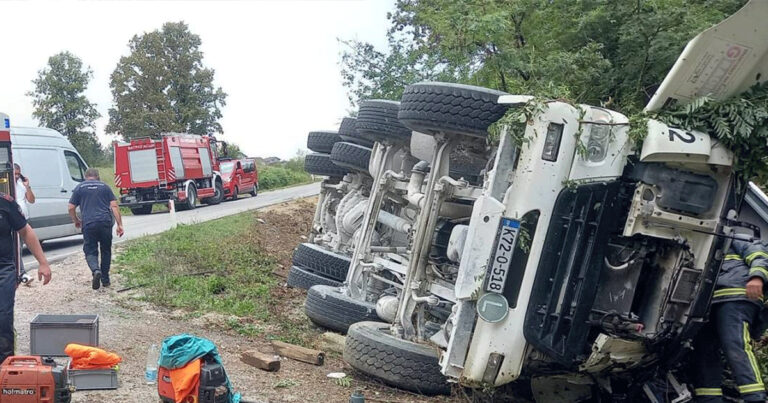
305,285,380,333
398,82,508,138
291,243,349,281
130,205,152,215
307,130,342,153
179,185,197,211
344,321,450,395
304,153,351,177
286,266,341,290
338,117,375,148
330,142,372,173
203,180,224,205
357,100,412,143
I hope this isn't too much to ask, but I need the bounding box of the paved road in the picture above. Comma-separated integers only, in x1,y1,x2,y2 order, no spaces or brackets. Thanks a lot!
23,182,320,269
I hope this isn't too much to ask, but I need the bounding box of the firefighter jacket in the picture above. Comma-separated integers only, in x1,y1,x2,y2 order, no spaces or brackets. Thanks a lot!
714,238,768,305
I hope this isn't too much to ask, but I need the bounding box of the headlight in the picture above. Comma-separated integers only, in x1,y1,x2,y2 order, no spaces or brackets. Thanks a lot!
584,109,612,163
541,123,564,162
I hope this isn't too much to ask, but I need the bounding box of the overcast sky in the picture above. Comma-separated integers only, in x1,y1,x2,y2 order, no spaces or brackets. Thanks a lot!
0,0,393,160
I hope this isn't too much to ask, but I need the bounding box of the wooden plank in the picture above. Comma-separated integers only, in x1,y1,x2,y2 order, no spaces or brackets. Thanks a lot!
271,340,325,366
240,350,281,372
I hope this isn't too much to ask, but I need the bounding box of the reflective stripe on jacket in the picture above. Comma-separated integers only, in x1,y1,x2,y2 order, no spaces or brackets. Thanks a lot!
714,239,768,304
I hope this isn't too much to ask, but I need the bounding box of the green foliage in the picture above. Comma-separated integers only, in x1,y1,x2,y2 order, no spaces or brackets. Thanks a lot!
341,0,746,111
649,82,768,182
107,21,227,140
334,376,352,388
221,142,246,159
259,154,313,191
273,379,298,389
27,51,105,165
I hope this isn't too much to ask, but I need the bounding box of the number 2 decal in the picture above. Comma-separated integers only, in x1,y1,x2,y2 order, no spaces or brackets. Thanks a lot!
668,129,696,144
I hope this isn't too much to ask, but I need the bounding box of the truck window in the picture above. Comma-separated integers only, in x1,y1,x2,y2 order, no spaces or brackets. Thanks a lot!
65,151,87,182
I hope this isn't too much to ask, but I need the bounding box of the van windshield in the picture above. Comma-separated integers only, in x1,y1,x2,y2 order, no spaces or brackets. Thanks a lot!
220,162,235,174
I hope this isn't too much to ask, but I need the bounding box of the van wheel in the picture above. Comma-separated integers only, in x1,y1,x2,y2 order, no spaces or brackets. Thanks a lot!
291,243,349,281
344,321,450,395
130,205,152,215
180,185,197,210
203,181,223,205
330,142,371,174
305,285,380,333
231,186,239,201
356,100,411,144
249,184,258,197
338,117,375,148
398,82,509,138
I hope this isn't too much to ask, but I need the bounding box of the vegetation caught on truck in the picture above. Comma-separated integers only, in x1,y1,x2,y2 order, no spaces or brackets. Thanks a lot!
113,133,224,214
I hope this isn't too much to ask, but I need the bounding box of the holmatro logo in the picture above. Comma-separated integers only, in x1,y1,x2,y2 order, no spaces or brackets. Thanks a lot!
2,388,36,395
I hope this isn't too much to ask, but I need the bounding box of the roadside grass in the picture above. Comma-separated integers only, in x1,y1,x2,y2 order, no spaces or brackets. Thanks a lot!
114,209,317,346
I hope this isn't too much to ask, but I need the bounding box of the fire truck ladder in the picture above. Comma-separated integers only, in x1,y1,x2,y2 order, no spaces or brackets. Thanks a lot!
156,143,168,188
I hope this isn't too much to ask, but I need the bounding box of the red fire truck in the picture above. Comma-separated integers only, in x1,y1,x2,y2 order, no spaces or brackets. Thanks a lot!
113,134,224,215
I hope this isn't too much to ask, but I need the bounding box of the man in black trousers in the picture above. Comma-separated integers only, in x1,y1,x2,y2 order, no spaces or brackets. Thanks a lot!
68,168,124,290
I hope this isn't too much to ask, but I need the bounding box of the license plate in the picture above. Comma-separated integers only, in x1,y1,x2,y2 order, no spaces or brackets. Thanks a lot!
485,218,520,293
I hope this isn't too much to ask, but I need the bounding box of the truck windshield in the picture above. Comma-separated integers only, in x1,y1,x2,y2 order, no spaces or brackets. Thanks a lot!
220,162,235,174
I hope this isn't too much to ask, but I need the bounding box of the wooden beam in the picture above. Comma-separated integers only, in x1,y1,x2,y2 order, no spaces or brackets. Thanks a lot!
271,340,325,366
240,350,281,372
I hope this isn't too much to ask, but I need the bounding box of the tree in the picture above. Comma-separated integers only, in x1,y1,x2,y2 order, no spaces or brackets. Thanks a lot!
341,0,747,113
27,51,104,165
221,142,246,159
107,21,227,140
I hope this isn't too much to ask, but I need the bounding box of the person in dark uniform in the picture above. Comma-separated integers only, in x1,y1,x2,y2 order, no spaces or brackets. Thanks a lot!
692,237,768,401
0,193,51,364
67,168,124,290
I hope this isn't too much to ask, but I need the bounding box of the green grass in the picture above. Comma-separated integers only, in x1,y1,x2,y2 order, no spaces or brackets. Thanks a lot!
259,164,313,191
115,211,317,345
116,212,276,319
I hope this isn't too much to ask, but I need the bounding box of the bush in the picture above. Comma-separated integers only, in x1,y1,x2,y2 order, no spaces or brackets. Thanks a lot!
259,155,312,190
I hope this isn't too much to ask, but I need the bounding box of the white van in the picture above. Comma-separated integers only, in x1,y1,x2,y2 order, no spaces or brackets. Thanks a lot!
11,126,88,241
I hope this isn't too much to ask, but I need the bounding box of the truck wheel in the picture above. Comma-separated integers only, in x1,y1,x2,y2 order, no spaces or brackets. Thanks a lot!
338,117,375,148
305,285,380,333
287,266,341,290
344,321,450,395
130,205,152,215
398,82,508,138
330,142,372,174
249,184,258,197
307,130,342,154
180,185,197,210
304,153,351,177
291,243,349,281
204,181,224,205
356,100,412,143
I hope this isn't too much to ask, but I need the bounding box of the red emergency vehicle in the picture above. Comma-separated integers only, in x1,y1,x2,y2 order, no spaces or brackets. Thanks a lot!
113,134,224,214
219,158,258,200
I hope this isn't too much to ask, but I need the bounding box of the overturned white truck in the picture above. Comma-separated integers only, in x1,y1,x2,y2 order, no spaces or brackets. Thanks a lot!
338,1,768,400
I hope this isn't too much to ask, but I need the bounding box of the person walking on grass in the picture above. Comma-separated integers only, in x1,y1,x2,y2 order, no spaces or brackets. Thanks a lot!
0,192,51,364
14,163,35,285
67,168,124,290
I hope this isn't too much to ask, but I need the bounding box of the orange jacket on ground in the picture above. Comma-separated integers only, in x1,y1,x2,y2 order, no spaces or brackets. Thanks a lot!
64,343,122,369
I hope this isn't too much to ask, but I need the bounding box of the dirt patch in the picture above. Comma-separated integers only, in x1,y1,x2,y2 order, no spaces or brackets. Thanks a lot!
12,197,455,403
253,197,317,277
